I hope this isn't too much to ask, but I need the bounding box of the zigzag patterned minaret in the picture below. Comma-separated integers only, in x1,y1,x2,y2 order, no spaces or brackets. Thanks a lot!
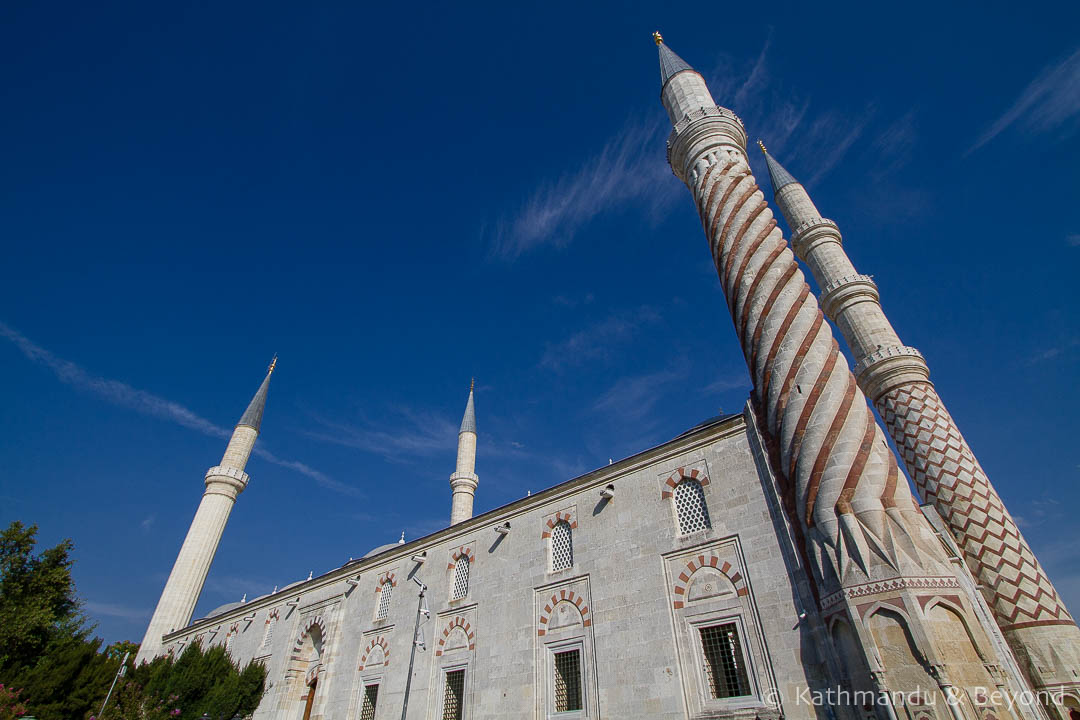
655,34,1032,712
136,360,275,663
758,142,1080,700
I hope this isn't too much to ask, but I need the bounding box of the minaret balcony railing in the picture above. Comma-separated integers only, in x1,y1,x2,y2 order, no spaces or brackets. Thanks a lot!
818,273,880,319
666,106,746,175
204,464,250,495
789,217,841,255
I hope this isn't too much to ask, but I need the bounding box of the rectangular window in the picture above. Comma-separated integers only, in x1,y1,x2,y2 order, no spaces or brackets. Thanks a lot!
700,623,751,699
442,669,466,720
360,683,378,720
554,649,583,712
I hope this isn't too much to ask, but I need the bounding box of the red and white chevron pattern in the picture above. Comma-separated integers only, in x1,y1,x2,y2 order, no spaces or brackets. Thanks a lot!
689,146,912,578
877,383,1072,628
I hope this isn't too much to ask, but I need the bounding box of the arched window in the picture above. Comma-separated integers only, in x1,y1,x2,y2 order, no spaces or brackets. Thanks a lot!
675,479,711,534
261,617,275,649
376,581,393,620
452,558,470,600
551,521,573,571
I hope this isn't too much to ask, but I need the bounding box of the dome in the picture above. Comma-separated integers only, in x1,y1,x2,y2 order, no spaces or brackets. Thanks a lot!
362,542,401,559
203,600,243,620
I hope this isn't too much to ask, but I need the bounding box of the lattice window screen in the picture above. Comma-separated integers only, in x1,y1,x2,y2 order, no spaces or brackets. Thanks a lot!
261,618,275,649
700,623,751,699
376,582,393,620
551,521,573,571
360,684,378,720
554,649,583,712
442,669,466,720
675,479,711,534
452,558,470,600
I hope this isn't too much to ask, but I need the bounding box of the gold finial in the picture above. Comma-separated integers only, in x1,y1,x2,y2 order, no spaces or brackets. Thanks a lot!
757,140,767,155
268,355,277,374
652,31,663,46
470,377,475,393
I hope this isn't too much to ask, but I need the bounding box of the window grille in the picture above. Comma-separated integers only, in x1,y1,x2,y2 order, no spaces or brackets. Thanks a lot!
554,649,583,712
376,581,393,620
442,669,466,720
360,684,378,720
225,633,234,654
551,521,573,571
699,623,752,699
261,618,275,649
452,558,470,600
675,479,711,534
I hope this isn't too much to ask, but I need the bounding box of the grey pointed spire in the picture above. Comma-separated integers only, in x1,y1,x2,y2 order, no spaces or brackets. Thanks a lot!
237,357,275,432
757,141,799,194
459,379,476,435
654,32,693,85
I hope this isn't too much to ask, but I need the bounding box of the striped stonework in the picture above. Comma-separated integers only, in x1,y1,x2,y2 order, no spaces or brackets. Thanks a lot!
358,636,390,670
446,545,474,570
537,589,591,636
660,465,710,500
540,510,577,539
878,383,1072,630
435,617,475,656
672,553,749,610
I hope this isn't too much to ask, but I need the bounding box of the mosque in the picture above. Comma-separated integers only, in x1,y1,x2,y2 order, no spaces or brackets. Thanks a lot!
133,36,1080,720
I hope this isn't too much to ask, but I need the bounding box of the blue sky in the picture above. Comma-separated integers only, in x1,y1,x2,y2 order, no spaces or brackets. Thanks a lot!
1,2,1077,644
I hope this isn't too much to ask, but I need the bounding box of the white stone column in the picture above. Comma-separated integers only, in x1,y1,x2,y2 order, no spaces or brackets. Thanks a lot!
449,386,478,525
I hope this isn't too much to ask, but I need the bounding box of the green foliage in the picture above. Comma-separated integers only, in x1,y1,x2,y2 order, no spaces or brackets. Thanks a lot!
0,521,266,720
118,643,265,720
0,522,83,673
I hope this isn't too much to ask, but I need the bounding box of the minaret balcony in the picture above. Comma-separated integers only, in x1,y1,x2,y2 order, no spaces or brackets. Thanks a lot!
666,106,747,182
852,345,930,400
204,464,250,495
818,273,879,318
790,218,842,257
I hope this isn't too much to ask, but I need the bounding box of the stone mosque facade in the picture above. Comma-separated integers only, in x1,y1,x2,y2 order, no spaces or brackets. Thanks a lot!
135,37,1080,720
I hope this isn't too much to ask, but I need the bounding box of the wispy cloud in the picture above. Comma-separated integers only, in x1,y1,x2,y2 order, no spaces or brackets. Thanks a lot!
85,601,151,623
592,365,688,425
540,306,661,370
487,115,679,261
1026,338,1079,365
969,48,1080,153
702,372,749,396
704,37,874,188
305,407,458,461
140,514,156,533
0,320,353,496
871,109,919,175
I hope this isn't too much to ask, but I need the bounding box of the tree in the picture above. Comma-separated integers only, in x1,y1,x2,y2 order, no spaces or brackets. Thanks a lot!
0,522,83,674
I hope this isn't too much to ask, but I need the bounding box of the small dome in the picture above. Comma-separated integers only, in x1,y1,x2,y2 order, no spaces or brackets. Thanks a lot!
362,542,400,559
203,601,243,619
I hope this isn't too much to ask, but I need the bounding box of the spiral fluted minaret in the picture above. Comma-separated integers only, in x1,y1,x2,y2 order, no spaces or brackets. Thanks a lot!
759,142,1080,702
136,359,275,663
655,35,1025,710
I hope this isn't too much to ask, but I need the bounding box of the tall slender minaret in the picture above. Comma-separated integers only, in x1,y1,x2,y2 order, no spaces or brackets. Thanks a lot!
758,142,1080,699
136,360,275,663
656,33,1023,711
449,380,478,525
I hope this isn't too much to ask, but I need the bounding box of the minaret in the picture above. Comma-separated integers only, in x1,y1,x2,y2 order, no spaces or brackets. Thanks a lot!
758,142,1080,698
449,380,478,525
656,33,1019,711
136,359,275,663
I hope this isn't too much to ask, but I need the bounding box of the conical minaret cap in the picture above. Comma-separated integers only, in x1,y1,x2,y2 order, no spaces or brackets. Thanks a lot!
459,380,476,435
757,141,799,195
237,357,275,432
654,33,694,86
